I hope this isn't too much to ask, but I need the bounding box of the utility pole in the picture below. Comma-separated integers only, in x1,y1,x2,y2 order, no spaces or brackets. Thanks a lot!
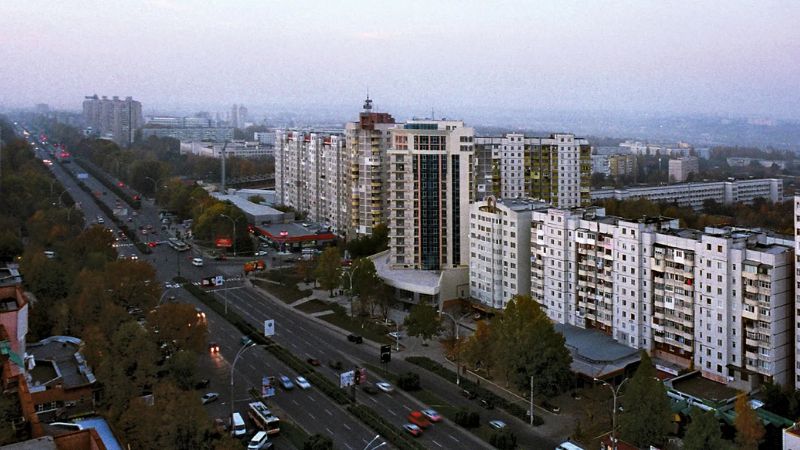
529,375,534,426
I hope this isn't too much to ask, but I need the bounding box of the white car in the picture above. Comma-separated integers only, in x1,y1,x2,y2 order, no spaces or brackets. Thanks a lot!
375,382,394,393
247,431,273,449
191,257,204,267
295,376,311,390
388,331,403,340
489,420,507,430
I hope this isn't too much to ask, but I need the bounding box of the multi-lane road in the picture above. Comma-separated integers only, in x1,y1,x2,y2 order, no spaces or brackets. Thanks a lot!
26,125,557,449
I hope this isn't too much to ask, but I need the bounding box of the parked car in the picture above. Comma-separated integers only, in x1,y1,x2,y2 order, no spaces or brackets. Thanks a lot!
403,424,423,437
306,358,321,366
195,379,210,389
421,409,442,422
489,420,507,430
480,398,495,409
201,392,219,404
347,334,363,344
295,376,311,390
213,418,227,434
375,382,394,393
279,375,294,390
388,331,403,340
461,389,478,399
541,400,561,414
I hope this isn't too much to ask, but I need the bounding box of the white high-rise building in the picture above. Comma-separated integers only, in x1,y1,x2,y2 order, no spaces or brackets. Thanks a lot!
387,119,474,270
500,204,795,389
469,197,542,309
82,94,143,146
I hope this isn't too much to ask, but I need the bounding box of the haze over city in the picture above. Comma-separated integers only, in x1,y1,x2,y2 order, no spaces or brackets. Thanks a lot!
2,0,799,121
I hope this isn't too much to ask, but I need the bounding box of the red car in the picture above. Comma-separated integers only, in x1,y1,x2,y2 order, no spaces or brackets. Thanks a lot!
407,411,431,429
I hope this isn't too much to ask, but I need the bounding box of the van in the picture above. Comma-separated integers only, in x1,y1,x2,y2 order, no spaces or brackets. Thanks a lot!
231,412,246,437
44,250,56,259
192,257,204,267
247,431,272,449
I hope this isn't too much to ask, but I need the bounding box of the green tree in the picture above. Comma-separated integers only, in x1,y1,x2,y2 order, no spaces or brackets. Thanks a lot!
463,320,494,376
315,247,341,296
404,304,442,344
303,433,334,450
683,407,728,450
734,392,765,450
489,429,517,450
166,350,198,390
492,295,572,396
618,351,672,447
350,258,381,316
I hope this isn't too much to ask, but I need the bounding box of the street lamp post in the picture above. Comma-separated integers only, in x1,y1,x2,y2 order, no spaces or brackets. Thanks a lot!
594,377,630,450
440,312,471,385
362,434,387,450
345,262,362,318
220,214,237,257
144,176,162,199
230,341,257,421
57,189,70,207
158,288,175,305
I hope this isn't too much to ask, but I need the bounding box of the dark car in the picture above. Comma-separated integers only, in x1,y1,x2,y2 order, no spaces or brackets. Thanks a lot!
461,389,478,400
195,379,210,389
480,398,495,409
362,385,379,395
347,334,363,344
328,360,343,370
306,358,321,366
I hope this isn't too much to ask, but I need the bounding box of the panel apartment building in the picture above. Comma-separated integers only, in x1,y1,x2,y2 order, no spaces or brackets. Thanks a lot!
473,133,591,208
82,94,143,147
469,204,795,389
275,130,347,231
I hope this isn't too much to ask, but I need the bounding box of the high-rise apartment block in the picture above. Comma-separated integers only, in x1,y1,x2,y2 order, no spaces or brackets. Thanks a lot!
231,104,248,128
473,133,591,207
275,131,347,230
82,95,143,146
386,120,474,271
794,196,800,388
469,197,541,309
468,204,794,389
345,98,396,237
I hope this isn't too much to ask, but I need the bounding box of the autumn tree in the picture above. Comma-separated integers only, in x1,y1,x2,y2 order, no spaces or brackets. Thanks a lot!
463,320,494,376
315,247,341,296
683,407,728,450
404,304,442,344
351,258,382,317
734,392,765,450
618,352,672,447
304,434,334,450
148,303,208,354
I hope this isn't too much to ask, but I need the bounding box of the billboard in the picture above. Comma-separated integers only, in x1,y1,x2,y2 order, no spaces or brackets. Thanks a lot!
264,319,275,337
215,237,233,248
262,376,276,397
339,370,355,388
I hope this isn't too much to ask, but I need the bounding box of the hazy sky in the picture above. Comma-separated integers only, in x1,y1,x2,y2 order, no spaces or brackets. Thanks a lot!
1,0,799,119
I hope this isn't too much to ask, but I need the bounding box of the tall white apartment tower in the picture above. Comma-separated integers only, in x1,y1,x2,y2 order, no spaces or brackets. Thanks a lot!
387,120,474,270
469,197,539,309
344,98,396,238
795,196,800,388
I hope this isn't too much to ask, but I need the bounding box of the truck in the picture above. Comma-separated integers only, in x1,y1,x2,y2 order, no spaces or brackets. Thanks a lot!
243,259,266,274
247,401,280,435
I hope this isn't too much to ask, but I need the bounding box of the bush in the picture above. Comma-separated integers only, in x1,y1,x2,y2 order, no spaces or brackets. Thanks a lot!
489,429,517,449
454,408,480,429
397,372,421,391
303,433,333,450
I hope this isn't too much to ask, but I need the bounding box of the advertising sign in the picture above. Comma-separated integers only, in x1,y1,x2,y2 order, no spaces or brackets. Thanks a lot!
339,370,355,388
262,376,276,398
264,319,275,337
215,237,233,248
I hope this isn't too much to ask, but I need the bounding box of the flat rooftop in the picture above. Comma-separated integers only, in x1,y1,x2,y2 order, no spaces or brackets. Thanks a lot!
0,265,22,288
670,373,739,406
371,251,441,296
28,336,95,389
211,193,282,216
554,323,641,378
258,222,335,241
0,436,57,450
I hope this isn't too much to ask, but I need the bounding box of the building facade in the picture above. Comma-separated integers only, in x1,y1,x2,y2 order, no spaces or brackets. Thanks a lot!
469,198,541,309
668,157,700,182
180,140,273,159
485,205,795,389
592,178,783,209
473,133,591,207
141,127,233,142
387,120,474,270
81,95,143,147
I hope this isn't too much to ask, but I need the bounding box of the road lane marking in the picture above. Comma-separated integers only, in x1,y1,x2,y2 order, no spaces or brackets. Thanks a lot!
369,397,378,404
432,440,443,448
344,444,353,450
325,408,333,416
292,400,299,406
387,410,397,416
402,405,411,411
448,434,460,442
325,427,334,435
308,413,316,420
342,423,351,431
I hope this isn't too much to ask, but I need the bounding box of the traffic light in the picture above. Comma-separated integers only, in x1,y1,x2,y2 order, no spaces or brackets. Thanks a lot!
380,345,391,363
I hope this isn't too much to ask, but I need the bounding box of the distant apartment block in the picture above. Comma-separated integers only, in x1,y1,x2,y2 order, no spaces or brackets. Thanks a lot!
254,131,276,146
81,95,143,147
668,156,700,182
493,205,796,389
727,157,790,170
469,197,542,309
619,140,693,157
592,178,783,209
473,133,591,207
274,131,348,231
230,104,248,128
387,119,474,270
180,140,273,159
141,117,233,142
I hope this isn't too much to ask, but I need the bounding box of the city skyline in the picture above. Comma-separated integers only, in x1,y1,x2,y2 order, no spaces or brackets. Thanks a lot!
1,1,798,120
